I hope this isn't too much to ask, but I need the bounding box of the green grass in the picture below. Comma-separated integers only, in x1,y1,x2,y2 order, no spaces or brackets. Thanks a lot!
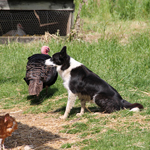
0,1,150,149
75,0,150,21
61,111,150,149
74,0,150,42
1,35,149,112
0,35,149,149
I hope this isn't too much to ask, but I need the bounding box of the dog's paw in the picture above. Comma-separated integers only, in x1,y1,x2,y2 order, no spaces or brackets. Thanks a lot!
76,113,84,117
59,115,67,120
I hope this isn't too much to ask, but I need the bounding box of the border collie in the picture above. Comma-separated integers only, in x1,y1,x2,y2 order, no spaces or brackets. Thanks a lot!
45,46,144,119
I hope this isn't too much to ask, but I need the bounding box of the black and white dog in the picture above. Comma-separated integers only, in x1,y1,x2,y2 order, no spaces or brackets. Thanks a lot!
45,46,144,119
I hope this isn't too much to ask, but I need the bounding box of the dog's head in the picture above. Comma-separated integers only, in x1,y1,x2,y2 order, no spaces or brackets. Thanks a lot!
45,46,70,70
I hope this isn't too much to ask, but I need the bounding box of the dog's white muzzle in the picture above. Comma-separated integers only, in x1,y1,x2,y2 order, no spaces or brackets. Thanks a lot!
45,59,55,66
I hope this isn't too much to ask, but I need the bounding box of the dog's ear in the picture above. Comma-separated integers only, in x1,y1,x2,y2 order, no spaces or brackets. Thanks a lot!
60,46,67,57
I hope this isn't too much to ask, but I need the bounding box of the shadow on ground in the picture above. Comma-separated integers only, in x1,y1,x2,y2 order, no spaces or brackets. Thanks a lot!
52,106,104,118
5,122,66,150
27,87,58,105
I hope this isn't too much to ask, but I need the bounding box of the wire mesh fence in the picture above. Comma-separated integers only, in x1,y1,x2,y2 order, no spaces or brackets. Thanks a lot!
0,10,73,36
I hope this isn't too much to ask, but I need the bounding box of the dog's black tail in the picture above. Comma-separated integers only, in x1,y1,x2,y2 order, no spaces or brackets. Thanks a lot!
121,99,144,112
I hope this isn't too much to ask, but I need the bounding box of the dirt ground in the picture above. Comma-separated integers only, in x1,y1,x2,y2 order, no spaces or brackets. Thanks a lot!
1,108,85,150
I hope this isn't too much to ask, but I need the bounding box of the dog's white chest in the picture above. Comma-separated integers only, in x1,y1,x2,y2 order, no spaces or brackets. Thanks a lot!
57,58,82,91
57,67,70,91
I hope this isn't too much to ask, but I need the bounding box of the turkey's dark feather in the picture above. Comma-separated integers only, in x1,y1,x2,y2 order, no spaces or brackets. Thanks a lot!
24,54,58,96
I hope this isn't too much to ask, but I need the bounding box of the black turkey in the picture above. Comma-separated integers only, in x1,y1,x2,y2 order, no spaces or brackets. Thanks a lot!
24,46,58,97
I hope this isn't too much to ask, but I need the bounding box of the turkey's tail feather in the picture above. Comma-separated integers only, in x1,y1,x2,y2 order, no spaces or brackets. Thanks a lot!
28,80,43,96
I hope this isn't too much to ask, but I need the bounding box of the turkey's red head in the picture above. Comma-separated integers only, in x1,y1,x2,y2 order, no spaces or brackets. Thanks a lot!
41,46,50,55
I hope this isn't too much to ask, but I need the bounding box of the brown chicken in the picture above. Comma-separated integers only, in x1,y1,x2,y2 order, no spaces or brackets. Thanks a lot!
0,114,18,150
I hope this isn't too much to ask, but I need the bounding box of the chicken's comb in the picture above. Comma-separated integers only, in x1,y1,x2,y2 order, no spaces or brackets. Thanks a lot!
4,113,10,122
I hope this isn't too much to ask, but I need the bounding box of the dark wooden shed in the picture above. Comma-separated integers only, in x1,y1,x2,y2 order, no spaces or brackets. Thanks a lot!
0,0,74,36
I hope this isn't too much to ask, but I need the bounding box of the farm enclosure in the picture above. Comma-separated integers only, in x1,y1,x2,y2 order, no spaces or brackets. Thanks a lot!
0,0,74,36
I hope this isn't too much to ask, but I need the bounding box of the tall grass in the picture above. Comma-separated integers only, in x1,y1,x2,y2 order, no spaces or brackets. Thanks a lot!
0,32,149,150
75,0,150,21
0,33,149,113
73,0,150,40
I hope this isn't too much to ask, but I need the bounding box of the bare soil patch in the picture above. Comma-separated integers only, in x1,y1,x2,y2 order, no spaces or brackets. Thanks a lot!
1,106,149,149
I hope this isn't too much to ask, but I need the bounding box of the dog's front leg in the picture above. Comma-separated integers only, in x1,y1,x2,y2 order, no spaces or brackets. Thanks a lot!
60,91,76,120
